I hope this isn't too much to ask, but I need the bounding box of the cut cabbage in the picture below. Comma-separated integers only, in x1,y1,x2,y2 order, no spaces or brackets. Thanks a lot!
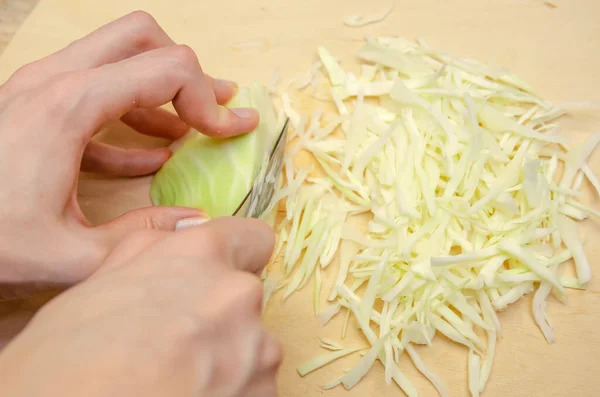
557,215,591,285
533,280,555,344
343,6,394,28
318,47,346,86
406,344,449,397
150,83,278,217
262,272,282,312
319,337,345,351
261,37,597,396
339,333,390,389
318,303,342,325
297,347,363,377
468,350,481,397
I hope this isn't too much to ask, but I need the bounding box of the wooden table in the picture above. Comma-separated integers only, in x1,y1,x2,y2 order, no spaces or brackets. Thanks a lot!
0,0,599,396
0,0,38,55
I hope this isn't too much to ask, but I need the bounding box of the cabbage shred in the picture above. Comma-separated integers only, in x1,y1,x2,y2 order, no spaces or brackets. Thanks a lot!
266,37,598,396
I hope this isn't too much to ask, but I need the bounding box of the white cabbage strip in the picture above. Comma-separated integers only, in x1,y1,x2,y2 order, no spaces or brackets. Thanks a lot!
269,37,598,396
343,6,394,28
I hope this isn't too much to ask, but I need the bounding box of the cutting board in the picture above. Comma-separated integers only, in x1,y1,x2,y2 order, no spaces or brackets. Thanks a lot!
1,0,599,396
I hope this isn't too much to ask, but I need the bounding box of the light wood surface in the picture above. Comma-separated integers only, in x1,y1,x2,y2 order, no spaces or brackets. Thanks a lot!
0,0,599,396
0,0,39,54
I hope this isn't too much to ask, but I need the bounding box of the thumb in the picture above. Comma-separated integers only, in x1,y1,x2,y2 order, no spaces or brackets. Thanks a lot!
95,206,208,248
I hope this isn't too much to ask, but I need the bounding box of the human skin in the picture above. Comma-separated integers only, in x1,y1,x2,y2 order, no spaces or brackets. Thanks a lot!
0,11,281,397
0,10,258,286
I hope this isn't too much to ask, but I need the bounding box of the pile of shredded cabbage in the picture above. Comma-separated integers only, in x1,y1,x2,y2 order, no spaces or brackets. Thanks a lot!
262,37,599,396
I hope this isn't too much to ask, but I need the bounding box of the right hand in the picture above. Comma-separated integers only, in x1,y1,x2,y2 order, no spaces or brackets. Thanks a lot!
0,217,281,397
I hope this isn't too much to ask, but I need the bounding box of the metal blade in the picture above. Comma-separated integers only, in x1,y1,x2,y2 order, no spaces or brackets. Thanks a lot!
232,118,289,218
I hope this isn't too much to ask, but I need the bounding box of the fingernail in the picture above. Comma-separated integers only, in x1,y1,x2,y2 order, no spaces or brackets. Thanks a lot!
215,78,238,92
175,216,210,231
231,107,258,119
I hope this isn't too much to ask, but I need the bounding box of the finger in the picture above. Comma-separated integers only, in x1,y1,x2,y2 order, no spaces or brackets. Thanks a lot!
4,11,239,114
79,45,259,140
48,11,176,68
257,331,283,372
119,74,239,139
171,217,275,275
242,375,279,397
100,206,206,236
95,206,207,254
206,76,239,105
94,228,168,275
3,11,176,94
81,141,171,176
120,108,190,140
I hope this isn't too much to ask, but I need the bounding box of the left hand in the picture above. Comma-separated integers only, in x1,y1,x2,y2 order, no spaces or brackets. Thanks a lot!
0,11,259,290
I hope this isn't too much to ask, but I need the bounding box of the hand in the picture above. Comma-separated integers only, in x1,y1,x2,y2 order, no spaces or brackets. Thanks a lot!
0,11,259,287
0,217,281,397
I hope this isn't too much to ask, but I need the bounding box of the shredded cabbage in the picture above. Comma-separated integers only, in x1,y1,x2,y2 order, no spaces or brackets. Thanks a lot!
210,37,599,396
343,6,394,28
297,347,364,377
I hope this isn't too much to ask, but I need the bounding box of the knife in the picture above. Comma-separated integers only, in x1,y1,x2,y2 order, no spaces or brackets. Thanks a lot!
232,118,290,219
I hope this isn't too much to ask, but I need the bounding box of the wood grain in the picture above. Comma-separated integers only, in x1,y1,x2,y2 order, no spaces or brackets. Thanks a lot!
0,0,38,55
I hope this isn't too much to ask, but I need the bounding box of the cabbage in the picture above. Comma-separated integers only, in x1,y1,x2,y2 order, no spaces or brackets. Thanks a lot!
343,6,394,28
150,83,278,217
266,36,599,396
297,347,363,377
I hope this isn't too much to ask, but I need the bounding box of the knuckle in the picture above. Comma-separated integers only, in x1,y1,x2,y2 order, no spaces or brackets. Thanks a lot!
127,10,159,31
141,214,161,230
274,343,284,369
9,63,38,84
170,45,200,70
245,276,265,300
126,11,162,50
161,227,225,264
254,219,276,250
265,338,283,369
196,111,223,133
128,228,162,243
103,229,165,266
215,272,263,317
233,273,264,311
1,62,41,96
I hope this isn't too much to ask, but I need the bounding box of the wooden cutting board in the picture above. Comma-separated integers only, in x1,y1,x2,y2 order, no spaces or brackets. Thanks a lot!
1,0,599,396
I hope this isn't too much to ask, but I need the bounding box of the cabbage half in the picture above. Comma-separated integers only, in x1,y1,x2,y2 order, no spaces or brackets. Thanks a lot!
150,83,278,217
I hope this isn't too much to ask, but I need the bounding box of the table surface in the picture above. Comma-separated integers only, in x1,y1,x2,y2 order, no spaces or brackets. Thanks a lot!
0,0,600,396
0,0,38,55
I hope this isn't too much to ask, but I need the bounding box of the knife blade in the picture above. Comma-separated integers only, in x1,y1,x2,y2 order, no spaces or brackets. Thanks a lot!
232,118,289,219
